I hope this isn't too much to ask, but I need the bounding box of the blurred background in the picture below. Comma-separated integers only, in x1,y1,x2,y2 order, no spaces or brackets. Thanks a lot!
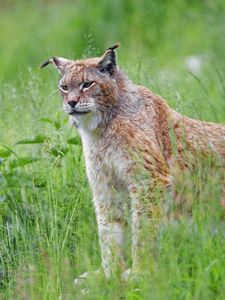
0,0,225,144
0,0,225,76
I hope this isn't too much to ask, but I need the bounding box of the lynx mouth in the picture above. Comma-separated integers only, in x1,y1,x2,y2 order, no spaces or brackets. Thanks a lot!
69,110,91,116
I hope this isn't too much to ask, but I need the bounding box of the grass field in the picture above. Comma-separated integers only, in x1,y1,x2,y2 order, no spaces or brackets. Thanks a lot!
0,1,225,299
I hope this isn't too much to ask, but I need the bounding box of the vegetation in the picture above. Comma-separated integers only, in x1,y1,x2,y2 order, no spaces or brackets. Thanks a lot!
0,0,224,299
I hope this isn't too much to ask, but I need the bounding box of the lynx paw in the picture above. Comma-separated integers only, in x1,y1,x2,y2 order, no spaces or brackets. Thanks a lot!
121,268,132,281
74,269,100,285
121,268,139,281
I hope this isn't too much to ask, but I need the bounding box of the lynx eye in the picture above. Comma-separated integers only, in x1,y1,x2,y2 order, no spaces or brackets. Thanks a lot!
82,81,94,89
60,85,69,92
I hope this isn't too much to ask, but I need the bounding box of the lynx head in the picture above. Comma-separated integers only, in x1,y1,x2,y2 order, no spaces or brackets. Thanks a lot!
41,44,121,130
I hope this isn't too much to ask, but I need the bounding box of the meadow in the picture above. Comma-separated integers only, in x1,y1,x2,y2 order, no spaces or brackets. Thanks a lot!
0,0,225,299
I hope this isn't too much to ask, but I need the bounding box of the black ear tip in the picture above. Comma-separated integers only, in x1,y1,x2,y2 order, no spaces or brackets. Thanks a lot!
107,43,120,51
40,57,57,69
40,59,51,69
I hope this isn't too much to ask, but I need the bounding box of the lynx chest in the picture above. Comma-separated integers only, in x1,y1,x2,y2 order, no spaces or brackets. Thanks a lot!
78,128,131,193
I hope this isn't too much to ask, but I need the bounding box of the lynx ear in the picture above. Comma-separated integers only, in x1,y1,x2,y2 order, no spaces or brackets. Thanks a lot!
97,44,119,75
40,56,72,74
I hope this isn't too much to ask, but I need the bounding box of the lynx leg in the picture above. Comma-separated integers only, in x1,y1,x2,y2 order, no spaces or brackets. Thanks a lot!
120,190,140,281
74,207,125,284
130,192,141,271
128,182,167,277
121,192,144,281
97,214,125,278
93,191,126,279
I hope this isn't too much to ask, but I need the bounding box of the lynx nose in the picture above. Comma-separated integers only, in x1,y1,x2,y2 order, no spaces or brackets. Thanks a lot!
68,101,77,108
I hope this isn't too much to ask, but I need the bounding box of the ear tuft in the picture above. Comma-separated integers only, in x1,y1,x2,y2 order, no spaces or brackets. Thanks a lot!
106,43,120,51
40,58,53,69
97,44,119,75
40,56,72,74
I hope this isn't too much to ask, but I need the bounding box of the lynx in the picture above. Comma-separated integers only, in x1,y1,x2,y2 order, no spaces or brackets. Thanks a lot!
41,44,225,281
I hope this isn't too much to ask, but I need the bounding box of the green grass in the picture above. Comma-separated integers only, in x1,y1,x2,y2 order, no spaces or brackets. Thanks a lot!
0,0,225,299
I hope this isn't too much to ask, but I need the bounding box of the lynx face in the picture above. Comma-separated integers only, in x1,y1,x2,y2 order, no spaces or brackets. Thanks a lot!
60,64,118,129
41,45,120,130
